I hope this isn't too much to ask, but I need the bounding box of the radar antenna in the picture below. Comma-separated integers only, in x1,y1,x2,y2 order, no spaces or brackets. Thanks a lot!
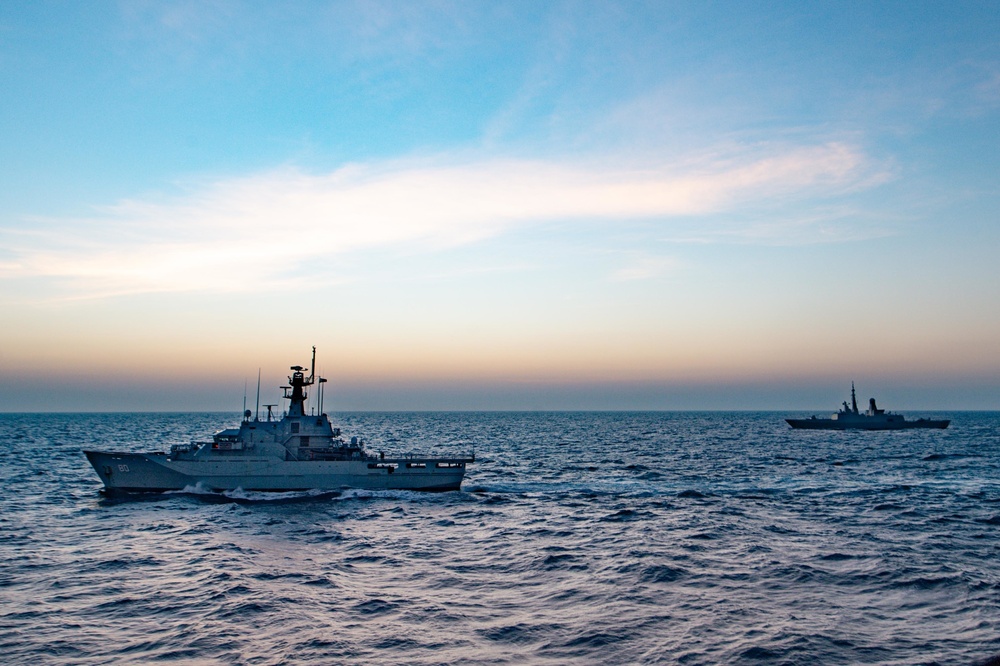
284,348,318,417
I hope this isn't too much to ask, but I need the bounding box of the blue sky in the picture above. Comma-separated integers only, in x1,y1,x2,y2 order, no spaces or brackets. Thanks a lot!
1,1,999,410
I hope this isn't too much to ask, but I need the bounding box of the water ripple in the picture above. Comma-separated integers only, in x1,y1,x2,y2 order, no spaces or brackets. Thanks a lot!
1,411,999,664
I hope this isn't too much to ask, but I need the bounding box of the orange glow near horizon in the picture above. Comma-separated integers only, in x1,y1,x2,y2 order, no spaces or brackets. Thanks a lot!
5,319,997,392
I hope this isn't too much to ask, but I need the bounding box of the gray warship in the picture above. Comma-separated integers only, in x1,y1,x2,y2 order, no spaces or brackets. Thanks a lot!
84,348,474,493
786,383,949,430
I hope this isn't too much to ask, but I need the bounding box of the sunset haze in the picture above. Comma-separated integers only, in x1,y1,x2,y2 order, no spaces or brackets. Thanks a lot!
2,2,999,411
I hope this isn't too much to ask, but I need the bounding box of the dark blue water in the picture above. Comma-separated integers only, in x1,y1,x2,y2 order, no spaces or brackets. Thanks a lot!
2,411,999,665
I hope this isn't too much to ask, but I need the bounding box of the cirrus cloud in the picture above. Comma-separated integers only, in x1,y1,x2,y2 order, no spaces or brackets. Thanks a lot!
0,141,877,300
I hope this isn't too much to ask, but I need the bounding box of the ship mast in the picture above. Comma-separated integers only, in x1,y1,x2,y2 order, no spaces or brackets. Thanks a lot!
851,382,859,414
284,347,318,418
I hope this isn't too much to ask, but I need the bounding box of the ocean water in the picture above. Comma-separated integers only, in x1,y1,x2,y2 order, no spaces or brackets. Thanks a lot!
1,411,999,665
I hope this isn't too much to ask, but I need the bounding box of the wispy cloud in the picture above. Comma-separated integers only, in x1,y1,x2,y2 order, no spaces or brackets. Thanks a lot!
0,142,876,300
610,253,681,282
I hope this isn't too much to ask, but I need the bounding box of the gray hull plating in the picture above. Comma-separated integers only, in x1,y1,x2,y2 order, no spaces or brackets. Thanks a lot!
785,417,949,430
84,450,467,493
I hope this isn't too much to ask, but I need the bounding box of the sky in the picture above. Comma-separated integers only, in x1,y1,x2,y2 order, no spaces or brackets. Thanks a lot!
1,1,999,411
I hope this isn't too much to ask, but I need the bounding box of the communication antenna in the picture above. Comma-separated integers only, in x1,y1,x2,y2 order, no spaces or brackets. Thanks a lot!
242,380,248,421
255,368,261,421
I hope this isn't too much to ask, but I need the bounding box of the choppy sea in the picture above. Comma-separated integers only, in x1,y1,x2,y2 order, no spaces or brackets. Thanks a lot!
2,411,999,665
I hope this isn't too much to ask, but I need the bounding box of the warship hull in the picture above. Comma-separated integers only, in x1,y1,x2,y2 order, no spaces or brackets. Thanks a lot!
785,417,950,431
83,348,474,494
786,383,950,431
84,450,469,493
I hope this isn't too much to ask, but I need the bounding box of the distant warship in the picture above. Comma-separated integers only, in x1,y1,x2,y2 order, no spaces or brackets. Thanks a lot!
786,383,949,430
85,348,474,493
